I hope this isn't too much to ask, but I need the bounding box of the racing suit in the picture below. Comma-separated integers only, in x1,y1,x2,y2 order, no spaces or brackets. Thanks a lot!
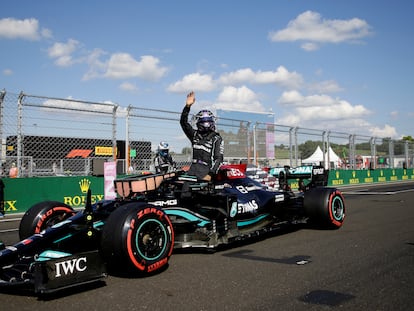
180,105,224,180
154,153,175,174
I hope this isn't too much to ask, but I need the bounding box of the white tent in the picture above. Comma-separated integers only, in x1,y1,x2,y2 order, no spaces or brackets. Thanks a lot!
326,146,342,168
302,146,324,165
301,146,342,168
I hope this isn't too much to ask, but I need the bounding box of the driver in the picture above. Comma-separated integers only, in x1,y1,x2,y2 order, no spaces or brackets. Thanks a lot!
180,91,224,181
154,141,176,174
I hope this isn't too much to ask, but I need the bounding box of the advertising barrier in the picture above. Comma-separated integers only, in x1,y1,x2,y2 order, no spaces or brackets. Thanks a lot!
1,168,414,215
328,168,414,186
1,176,104,215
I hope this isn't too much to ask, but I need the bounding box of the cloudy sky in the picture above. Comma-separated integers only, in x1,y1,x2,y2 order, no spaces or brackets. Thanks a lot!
1,0,413,139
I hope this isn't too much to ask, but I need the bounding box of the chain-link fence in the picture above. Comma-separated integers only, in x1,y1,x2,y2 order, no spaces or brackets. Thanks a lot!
0,90,413,177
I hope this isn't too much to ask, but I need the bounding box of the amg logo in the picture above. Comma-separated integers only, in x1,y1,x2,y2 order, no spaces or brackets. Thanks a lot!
150,199,178,207
55,257,87,277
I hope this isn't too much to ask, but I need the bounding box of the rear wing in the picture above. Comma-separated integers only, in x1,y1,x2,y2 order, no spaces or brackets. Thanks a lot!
269,165,328,190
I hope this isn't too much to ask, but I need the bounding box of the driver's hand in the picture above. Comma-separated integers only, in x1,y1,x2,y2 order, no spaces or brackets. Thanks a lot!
186,91,195,107
202,174,212,181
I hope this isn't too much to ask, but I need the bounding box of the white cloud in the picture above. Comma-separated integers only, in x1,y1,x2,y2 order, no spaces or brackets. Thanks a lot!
2,69,13,76
369,124,398,138
301,42,319,51
119,82,138,92
167,73,216,93
82,48,107,80
218,66,303,89
0,18,51,40
390,111,399,119
48,39,80,67
104,54,168,81
276,91,371,128
308,80,344,93
269,11,373,50
213,85,266,112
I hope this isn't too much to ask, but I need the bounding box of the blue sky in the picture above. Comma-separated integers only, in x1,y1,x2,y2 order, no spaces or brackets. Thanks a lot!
1,0,413,139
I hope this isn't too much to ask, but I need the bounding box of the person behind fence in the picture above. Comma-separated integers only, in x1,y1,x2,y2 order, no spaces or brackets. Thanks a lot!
154,141,176,174
180,91,224,182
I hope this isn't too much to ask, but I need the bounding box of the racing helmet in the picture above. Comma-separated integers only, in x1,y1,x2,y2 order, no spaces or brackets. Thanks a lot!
195,109,216,133
158,141,169,156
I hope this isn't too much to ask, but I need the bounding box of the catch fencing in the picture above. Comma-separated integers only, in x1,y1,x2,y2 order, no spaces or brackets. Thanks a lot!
0,90,412,177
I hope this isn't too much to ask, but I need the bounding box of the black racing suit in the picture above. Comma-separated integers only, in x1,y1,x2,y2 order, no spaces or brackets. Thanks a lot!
180,105,224,180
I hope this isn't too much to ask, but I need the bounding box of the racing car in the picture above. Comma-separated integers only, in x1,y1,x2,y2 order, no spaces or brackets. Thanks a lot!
0,164,345,295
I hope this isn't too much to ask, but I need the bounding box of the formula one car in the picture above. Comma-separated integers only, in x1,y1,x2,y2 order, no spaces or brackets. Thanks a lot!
0,164,345,295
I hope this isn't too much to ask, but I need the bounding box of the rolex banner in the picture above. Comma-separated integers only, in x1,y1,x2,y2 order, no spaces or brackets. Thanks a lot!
1,176,105,215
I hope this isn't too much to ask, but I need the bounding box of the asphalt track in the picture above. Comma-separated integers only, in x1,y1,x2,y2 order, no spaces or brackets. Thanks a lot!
0,182,413,310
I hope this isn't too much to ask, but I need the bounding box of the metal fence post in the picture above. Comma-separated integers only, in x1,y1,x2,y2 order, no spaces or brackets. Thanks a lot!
370,137,376,169
125,105,131,174
294,127,298,167
326,131,331,169
322,131,327,168
253,122,257,165
17,92,25,177
389,139,394,169
289,127,293,167
112,104,118,162
404,140,409,169
0,90,5,166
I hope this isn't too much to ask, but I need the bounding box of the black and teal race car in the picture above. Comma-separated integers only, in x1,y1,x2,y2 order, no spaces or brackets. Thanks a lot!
0,164,345,295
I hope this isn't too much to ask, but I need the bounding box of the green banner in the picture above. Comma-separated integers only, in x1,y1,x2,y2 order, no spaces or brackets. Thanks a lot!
328,168,414,186
1,176,104,215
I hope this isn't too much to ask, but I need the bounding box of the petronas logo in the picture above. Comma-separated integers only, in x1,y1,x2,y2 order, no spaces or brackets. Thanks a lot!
79,178,91,193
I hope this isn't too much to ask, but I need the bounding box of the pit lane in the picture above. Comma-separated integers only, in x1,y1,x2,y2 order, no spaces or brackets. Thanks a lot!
1,181,414,310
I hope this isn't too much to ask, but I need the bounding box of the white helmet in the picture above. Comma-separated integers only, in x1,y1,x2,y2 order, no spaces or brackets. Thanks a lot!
158,141,169,156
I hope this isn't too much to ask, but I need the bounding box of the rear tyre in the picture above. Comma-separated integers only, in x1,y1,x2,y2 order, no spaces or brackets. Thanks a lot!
304,188,345,229
19,201,75,240
101,202,174,275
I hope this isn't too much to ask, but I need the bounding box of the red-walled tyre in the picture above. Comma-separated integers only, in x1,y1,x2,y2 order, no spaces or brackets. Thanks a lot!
19,201,75,240
304,187,345,229
100,202,174,275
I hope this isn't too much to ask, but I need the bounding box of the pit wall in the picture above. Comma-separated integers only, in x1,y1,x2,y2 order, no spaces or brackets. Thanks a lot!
1,168,414,215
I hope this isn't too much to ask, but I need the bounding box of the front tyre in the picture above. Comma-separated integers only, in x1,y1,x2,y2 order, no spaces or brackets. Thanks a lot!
304,188,345,229
19,201,75,240
101,203,174,274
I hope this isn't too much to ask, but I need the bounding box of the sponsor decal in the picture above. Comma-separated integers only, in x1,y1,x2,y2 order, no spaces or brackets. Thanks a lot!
63,178,104,207
312,168,324,175
137,207,164,219
150,199,178,207
274,194,284,202
1,200,17,212
55,257,87,277
238,200,258,213
227,168,245,178
293,166,312,174
63,194,104,207
95,146,115,156
230,202,238,217
79,178,91,193
147,257,168,273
